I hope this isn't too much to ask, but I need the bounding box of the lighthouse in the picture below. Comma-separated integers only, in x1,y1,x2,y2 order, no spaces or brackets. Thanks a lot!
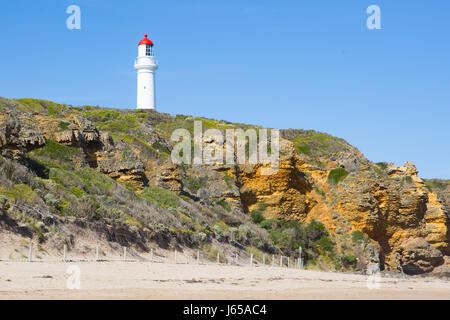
134,34,158,110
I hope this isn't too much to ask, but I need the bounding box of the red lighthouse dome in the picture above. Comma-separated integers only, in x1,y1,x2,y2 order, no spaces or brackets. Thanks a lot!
139,34,153,46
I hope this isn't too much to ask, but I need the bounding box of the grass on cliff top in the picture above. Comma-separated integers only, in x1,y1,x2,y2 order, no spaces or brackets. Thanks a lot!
154,114,260,140
423,179,450,192
290,131,349,159
78,108,148,133
16,98,69,116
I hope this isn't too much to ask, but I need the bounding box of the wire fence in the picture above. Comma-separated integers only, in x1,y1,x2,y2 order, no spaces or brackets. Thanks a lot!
1,244,305,270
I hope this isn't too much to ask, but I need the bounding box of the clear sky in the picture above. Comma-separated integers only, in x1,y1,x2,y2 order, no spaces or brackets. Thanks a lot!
0,0,449,179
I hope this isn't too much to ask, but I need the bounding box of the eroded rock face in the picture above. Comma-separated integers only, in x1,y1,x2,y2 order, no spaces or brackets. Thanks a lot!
425,192,450,254
226,138,449,272
237,154,314,220
157,163,183,193
398,238,444,274
0,111,46,158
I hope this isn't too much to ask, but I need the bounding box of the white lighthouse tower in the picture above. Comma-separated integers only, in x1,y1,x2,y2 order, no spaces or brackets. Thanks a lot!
134,34,158,110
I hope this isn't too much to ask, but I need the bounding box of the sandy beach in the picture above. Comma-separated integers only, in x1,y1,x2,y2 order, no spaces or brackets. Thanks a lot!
0,261,449,300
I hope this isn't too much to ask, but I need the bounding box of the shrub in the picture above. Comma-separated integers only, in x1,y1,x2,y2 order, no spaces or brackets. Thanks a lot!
198,232,207,242
351,230,366,243
327,168,349,185
75,167,114,194
305,219,328,240
223,172,234,189
375,162,388,170
58,121,71,131
0,184,38,203
70,187,86,198
251,210,264,224
250,202,266,224
215,199,231,212
31,140,81,163
201,244,227,263
259,219,277,229
140,186,179,208
341,253,357,267
314,186,325,197
317,235,335,253
185,175,209,193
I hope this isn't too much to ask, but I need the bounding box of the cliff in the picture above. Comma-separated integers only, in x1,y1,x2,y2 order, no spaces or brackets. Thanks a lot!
0,97,448,275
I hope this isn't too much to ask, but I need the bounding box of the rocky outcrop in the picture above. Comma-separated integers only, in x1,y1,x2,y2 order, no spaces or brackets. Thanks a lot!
237,155,314,220
0,110,46,158
398,237,444,274
157,163,183,193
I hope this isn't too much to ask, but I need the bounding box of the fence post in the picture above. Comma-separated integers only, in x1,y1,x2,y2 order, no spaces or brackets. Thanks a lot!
250,254,253,266
272,255,274,267
298,247,303,269
28,244,33,262
217,252,220,264
288,257,290,268
63,245,67,262
280,255,283,267
263,254,265,265
123,247,127,261
235,252,238,265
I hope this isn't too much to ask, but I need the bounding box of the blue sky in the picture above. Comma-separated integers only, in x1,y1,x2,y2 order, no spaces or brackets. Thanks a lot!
0,0,449,179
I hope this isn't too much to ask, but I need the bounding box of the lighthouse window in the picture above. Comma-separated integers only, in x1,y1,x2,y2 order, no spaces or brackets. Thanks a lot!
145,44,153,56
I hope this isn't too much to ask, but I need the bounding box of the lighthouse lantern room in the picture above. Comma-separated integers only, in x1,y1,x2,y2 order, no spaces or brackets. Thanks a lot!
134,34,158,110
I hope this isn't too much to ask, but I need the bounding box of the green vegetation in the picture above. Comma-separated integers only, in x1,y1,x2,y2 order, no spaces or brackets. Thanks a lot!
70,186,86,198
215,199,231,212
291,131,348,159
80,109,141,133
75,167,114,194
375,162,388,170
404,175,413,184
341,253,357,267
351,230,367,244
314,186,326,197
58,121,71,131
423,179,450,192
222,172,234,189
201,244,227,263
250,202,267,224
30,140,81,164
140,186,179,208
184,175,209,193
246,246,265,263
17,98,68,115
327,168,349,185
258,216,337,265
0,184,38,203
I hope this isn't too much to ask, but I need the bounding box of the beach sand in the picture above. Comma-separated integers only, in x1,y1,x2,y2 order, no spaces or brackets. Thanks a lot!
0,261,449,299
